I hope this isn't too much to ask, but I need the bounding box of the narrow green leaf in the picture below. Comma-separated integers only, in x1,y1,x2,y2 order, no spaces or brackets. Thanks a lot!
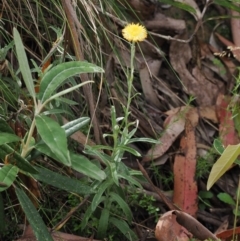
35,115,71,166
0,132,20,145
39,61,104,103
118,145,141,157
158,0,196,14
71,153,106,181
54,97,79,105
207,144,240,190
109,162,119,186
62,117,90,136
118,174,142,188
81,196,106,230
91,180,113,212
34,142,58,161
46,81,93,103
0,165,18,192
1,144,38,174
117,162,142,188
31,117,89,160
13,28,35,99
97,207,110,238
15,187,54,241
109,192,132,223
84,147,112,165
32,166,94,195
217,192,236,205
42,108,74,117
213,0,240,12
88,145,113,151
128,137,159,144
109,217,137,241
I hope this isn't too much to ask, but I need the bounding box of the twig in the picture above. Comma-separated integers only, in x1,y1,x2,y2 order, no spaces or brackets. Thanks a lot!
137,160,178,210
62,0,101,145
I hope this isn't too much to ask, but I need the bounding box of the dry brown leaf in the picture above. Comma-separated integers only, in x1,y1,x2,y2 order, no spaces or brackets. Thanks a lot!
139,60,162,107
170,34,223,106
123,0,157,20
173,210,219,240
155,210,192,241
199,106,218,123
216,94,240,147
214,218,229,235
173,113,198,217
143,107,187,162
144,13,186,33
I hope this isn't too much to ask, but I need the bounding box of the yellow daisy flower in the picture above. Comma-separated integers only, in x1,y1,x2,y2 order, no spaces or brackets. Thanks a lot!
122,23,147,42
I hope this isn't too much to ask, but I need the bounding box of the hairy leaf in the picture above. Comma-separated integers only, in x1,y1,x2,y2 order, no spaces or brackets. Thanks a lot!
110,217,137,240
97,207,110,238
39,61,104,103
13,28,35,99
109,192,132,223
33,166,94,195
0,165,18,192
1,144,38,174
35,115,71,166
0,133,20,145
15,187,53,241
91,179,113,212
71,153,106,181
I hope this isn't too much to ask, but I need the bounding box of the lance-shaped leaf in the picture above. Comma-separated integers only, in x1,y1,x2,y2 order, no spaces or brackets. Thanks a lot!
0,165,18,192
62,117,90,136
15,187,54,241
31,116,89,160
71,153,106,181
35,115,71,166
13,28,35,99
39,61,104,103
32,166,94,195
207,144,240,190
0,133,20,145
1,144,38,174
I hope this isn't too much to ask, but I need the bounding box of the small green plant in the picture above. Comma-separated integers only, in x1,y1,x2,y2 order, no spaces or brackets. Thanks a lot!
0,28,105,241
79,23,158,240
198,190,213,211
130,192,160,222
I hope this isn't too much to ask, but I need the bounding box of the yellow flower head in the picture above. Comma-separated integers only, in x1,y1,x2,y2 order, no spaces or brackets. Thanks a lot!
122,23,147,42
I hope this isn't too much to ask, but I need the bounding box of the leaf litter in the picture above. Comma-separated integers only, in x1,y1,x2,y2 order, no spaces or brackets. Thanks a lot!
2,0,240,240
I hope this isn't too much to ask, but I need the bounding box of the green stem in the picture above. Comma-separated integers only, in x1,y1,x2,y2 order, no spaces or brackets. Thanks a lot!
124,42,135,127
21,119,36,158
21,101,45,158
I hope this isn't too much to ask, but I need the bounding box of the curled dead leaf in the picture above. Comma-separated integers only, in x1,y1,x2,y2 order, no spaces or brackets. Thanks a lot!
155,211,192,241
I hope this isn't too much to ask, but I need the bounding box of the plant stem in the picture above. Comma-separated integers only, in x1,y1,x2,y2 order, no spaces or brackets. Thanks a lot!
21,119,36,158
124,42,135,127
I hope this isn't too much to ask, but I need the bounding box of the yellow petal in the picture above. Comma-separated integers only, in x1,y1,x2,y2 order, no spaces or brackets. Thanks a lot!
122,23,147,42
